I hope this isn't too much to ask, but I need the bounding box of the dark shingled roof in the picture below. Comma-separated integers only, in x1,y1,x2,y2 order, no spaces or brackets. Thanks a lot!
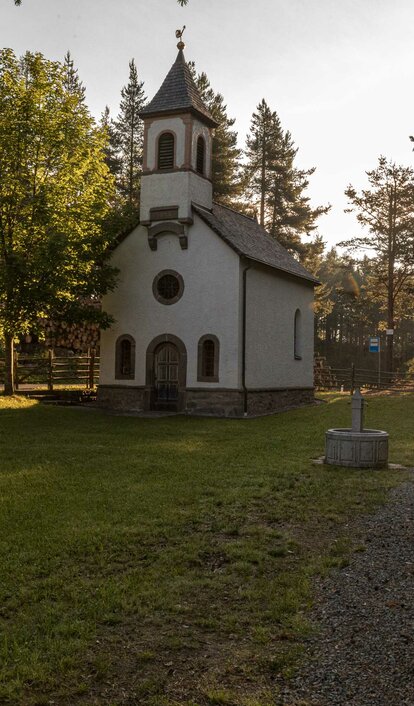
140,49,218,127
194,203,320,285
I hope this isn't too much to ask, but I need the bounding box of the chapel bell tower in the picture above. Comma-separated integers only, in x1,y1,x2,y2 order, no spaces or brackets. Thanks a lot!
139,32,218,238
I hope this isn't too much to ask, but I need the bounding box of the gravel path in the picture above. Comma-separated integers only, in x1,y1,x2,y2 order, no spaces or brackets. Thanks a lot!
278,480,414,706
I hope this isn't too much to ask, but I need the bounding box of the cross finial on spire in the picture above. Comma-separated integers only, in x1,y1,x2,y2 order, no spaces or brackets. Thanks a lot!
175,25,186,50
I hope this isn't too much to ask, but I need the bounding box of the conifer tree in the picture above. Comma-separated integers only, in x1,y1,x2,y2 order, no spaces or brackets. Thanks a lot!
188,63,241,205
244,99,282,227
63,51,86,102
244,99,329,257
100,106,121,181
112,59,146,216
341,157,414,371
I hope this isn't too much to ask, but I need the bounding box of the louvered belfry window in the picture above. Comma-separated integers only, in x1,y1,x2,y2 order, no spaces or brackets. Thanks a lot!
196,136,205,175
158,132,175,170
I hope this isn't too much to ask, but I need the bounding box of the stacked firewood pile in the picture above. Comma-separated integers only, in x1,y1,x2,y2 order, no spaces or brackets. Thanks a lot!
314,356,338,389
41,319,100,352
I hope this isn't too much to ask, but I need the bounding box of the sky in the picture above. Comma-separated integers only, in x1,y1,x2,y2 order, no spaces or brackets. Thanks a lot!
2,0,414,249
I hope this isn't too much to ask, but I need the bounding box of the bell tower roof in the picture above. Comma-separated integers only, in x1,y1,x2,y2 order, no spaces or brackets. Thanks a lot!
140,48,218,128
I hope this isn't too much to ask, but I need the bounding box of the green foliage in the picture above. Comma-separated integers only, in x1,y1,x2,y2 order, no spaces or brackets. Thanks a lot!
301,234,332,320
314,248,390,367
341,157,414,370
63,50,86,102
111,59,146,214
243,99,329,256
405,357,414,375
0,50,117,347
188,63,242,205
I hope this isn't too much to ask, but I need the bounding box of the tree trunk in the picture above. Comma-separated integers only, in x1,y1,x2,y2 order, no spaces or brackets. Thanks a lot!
386,320,394,373
386,188,396,373
4,333,15,396
260,134,266,227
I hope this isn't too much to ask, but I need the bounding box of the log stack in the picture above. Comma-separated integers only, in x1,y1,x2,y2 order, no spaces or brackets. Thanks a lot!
314,356,338,389
42,319,100,352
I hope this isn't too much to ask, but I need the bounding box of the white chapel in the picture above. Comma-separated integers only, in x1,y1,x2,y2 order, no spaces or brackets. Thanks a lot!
97,40,318,416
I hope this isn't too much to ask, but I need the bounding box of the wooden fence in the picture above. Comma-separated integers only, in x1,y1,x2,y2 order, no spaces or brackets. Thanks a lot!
0,351,99,390
315,363,414,393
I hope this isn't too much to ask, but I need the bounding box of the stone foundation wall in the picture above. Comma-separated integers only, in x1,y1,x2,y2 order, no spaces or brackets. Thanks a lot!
97,385,315,417
185,388,244,417
246,388,314,416
186,387,314,417
97,385,146,412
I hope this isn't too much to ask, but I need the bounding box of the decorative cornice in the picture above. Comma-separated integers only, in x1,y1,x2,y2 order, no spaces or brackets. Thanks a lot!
147,221,188,251
142,166,212,184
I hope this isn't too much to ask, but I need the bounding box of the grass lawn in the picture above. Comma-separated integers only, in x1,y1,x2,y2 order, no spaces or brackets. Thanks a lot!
0,394,413,706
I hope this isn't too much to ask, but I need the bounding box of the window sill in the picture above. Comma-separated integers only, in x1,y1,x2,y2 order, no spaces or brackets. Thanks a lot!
294,355,302,361
197,376,219,383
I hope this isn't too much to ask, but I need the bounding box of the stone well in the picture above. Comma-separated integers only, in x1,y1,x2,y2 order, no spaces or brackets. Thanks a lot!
325,389,389,469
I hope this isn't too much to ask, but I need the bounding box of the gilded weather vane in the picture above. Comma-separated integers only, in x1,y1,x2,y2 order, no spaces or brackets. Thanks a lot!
176,25,186,50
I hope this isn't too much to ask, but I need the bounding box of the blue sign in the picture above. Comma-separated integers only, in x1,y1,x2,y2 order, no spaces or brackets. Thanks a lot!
369,336,380,353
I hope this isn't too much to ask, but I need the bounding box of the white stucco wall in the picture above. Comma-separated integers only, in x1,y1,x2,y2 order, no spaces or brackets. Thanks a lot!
244,264,315,388
100,213,241,389
140,171,212,222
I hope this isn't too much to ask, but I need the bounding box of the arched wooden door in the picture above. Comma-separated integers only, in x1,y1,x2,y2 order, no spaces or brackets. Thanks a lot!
153,342,179,410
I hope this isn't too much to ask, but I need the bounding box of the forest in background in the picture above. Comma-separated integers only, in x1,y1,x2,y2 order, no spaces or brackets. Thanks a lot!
2,49,414,375
88,53,414,373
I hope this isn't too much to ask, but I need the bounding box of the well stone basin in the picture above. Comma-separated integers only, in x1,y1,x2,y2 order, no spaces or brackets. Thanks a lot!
325,428,389,468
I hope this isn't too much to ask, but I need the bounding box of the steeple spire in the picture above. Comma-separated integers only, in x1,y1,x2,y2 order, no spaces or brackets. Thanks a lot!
139,40,218,128
139,36,216,223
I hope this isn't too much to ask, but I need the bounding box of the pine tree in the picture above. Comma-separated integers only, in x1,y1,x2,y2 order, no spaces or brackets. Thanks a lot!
301,235,333,324
244,100,282,227
100,106,121,181
63,51,86,102
188,63,241,205
112,59,146,216
244,99,329,257
341,157,414,371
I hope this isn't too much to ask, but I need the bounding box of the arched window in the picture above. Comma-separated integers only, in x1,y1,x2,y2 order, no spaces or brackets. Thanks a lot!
157,132,175,170
197,335,220,382
115,335,136,379
294,309,302,360
196,136,205,175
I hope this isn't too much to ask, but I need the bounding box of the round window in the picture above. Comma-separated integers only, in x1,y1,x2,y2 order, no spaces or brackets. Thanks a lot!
153,270,184,305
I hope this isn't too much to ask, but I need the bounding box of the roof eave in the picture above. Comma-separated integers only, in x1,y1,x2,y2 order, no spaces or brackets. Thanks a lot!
108,220,140,252
241,254,321,286
139,106,218,128
193,206,320,286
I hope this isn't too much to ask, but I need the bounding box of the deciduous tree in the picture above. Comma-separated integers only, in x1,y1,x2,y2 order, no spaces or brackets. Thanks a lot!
0,50,117,394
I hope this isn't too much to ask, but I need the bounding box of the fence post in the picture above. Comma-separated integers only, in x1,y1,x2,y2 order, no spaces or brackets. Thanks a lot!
48,349,54,391
14,351,19,391
350,363,355,396
88,348,95,389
